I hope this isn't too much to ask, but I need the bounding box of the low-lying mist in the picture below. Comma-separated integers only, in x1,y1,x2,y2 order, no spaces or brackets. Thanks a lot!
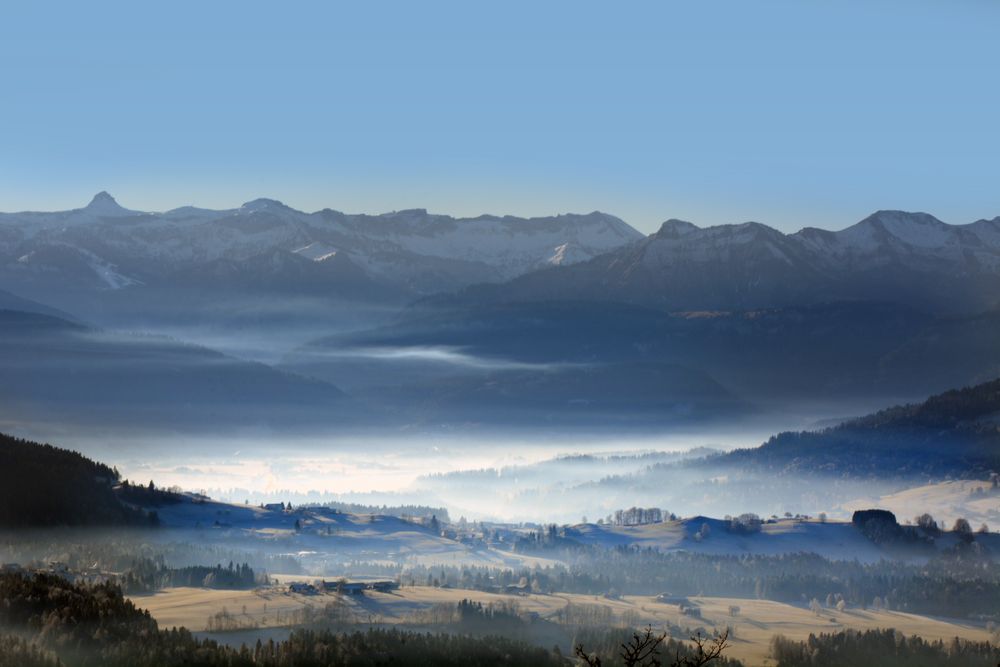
33,426,936,526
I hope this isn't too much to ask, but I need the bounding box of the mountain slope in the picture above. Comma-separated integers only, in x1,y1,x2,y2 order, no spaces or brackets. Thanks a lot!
0,193,644,354
0,288,77,320
450,211,1000,314
0,193,643,301
721,378,1000,477
0,432,145,526
351,361,748,428
0,310,347,431
289,300,1000,403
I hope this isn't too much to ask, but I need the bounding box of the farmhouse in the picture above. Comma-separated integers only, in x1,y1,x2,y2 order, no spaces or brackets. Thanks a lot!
368,580,398,593
288,582,318,595
319,579,398,594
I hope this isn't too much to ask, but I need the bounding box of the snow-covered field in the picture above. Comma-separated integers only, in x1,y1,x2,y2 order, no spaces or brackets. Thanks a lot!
144,493,1000,577
570,517,890,561
841,480,1000,531
571,514,1000,561
149,496,561,571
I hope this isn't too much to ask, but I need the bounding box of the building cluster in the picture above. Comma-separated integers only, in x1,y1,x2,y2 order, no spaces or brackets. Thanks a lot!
288,579,399,596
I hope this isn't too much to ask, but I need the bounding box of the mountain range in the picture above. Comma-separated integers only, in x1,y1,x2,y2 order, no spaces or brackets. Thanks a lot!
3,193,1000,431
446,210,1000,314
0,192,640,302
4,194,1000,325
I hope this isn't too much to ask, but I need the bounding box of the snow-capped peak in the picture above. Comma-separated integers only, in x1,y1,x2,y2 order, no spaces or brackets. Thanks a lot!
839,210,951,249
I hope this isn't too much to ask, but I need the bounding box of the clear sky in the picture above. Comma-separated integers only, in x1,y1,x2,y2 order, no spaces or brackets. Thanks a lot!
1,0,998,234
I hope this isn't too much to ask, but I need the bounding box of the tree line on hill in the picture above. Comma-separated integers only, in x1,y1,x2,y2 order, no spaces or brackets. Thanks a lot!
0,532,305,584
0,571,746,667
0,571,566,666
117,560,264,594
0,433,176,528
719,378,1000,479
0,635,61,667
0,433,138,527
770,629,1000,667
403,547,1000,620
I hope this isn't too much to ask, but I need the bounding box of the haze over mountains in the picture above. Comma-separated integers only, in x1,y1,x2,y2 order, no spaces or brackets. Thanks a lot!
449,210,1000,314
4,193,999,319
0,309,347,433
2,193,1000,433
0,191,640,307
4,192,1000,667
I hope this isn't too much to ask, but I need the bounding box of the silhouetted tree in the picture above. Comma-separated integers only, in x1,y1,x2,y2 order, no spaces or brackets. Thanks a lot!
953,517,974,542
575,627,729,667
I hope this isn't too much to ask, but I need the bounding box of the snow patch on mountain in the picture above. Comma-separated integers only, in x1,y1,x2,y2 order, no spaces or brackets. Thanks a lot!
547,243,590,266
293,241,339,262
0,194,644,296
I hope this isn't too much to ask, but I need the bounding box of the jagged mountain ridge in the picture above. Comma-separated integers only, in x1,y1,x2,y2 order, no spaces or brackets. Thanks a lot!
0,192,643,298
5,194,1000,316
451,210,1000,314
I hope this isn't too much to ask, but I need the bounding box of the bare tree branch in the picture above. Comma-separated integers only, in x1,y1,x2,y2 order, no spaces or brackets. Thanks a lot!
575,626,730,667
575,643,602,667
673,630,730,667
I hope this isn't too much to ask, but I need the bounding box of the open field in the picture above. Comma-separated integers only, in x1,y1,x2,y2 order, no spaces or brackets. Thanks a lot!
842,479,1000,530
644,596,994,666
134,584,994,666
131,586,310,631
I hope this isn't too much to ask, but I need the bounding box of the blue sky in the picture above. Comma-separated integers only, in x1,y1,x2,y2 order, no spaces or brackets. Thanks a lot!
1,0,998,234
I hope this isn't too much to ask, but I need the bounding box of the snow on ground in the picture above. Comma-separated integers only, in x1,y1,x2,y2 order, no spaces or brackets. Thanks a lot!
147,495,560,571
567,515,1000,561
292,241,339,261
569,517,890,562
147,494,1000,574
841,480,1000,531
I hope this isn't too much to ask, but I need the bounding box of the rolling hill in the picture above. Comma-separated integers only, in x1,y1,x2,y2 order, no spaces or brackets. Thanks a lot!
0,433,146,527
0,309,347,431
721,378,1000,477
287,299,1000,408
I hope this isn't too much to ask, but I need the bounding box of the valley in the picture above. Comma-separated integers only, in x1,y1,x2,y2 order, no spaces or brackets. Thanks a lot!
5,5,1000,664
2,195,1000,667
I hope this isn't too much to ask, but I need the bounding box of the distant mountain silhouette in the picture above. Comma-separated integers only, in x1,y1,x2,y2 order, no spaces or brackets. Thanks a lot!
721,378,1000,477
0,309,347,431
443,210,1000,314
290,299,1000,404
0,192,642,300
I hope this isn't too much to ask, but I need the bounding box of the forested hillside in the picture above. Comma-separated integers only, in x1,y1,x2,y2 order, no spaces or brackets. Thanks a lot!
0,433,149,527
722,379,1000,477
0,572,567,667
